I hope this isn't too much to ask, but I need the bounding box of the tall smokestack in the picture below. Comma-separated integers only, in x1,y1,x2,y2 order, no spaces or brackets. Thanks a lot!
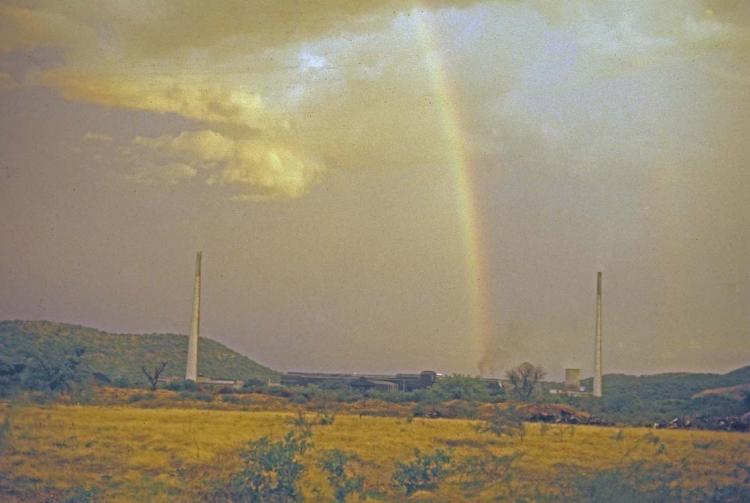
593,271,603,398
186,251,201,381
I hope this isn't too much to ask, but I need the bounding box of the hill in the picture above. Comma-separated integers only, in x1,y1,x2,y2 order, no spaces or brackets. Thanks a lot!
0,320,277,384
574,365,750,423
579,366,750,402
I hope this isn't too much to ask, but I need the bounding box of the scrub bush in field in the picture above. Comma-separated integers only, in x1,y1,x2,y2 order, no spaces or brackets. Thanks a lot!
215,428,311,502
458,450,522,492
318,449,365,503
541,461,689,503
477,405,526,440
62,485,100,503
393,448,452,496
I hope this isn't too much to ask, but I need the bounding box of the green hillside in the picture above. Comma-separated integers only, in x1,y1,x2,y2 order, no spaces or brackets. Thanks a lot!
580,367,750,402
575,366,750,423
0,320,277,384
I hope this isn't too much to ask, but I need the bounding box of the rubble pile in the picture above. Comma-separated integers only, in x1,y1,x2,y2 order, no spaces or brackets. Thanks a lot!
652,415,749,432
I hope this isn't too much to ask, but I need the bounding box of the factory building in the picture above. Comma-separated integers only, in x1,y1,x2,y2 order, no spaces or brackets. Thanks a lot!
281,370,502,393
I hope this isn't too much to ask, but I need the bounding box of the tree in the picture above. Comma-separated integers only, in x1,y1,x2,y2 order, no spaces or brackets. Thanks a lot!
23,343,88,394
505,362,546,401
426,375,491,402
141,361,168,391
0,359,25,397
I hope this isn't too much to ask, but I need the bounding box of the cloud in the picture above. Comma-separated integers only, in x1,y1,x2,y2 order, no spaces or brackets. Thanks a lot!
121,161,197,186
134,130,234,163
0,71,13,89
1,0,749,202
83,132,112,143
133,129,323,199
48,76,269,131
222,142,323,200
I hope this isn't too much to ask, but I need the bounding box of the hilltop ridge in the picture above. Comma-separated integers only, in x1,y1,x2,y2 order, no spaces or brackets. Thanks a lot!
0,320,277,384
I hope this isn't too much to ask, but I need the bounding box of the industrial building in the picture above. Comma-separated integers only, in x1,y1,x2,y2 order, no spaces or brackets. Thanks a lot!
281,370,502,393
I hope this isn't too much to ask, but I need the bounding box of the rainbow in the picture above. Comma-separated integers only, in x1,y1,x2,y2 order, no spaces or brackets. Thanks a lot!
412,9,496,375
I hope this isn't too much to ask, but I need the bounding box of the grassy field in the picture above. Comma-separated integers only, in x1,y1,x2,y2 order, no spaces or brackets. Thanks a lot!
1,403,749,501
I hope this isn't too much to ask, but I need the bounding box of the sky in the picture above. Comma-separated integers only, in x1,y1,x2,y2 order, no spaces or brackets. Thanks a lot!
1,0,748,379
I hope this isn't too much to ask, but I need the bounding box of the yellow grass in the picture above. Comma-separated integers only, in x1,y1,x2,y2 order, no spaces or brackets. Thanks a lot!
1,404,748,501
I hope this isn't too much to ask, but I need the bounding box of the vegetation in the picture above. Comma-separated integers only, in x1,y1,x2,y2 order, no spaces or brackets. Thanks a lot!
423,374,494,402
506,361,546,401
564,369,750,424
477,405,526,439
141,361,168,391
0,320,277,385
212,428,311,502
3,320,748,426
318,449,365,503
0,404,747,501
20,342,89,395
392,448,453,496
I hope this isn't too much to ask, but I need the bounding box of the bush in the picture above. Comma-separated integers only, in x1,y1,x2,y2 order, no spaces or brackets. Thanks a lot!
316,409,336,425
550,461,683,502
243,378,266,391
457,450,522,492
426,375,491,403
178,391,213,402
212,428,311,502
393,448,452,496
62,485,100,503
318,449,365,503
166,380,198,392
112,377,132,388
477,405,526,440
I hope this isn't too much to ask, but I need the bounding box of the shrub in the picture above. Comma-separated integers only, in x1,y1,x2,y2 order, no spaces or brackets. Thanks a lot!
62,485,100,503
112,377,132,388
393,448,452,496
213,428,311,502
317,409,336,426
425,375,491,403
457,450,522,492
192,392,214,402
477,405,526,440
166,379,198,392
318,449,365,503
438,400,479,418
243,378,266,391
550,461,683,503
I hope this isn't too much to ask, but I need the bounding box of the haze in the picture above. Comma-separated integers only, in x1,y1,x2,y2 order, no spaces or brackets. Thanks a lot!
1,1,748,379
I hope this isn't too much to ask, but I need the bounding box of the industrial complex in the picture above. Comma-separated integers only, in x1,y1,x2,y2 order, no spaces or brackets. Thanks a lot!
183,252,604,396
